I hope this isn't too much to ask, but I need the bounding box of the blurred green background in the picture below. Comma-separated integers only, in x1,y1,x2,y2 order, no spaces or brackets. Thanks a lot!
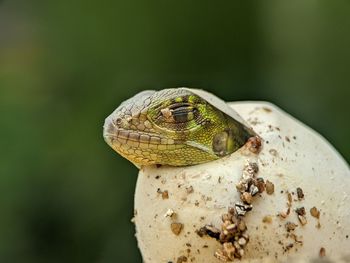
1,1,349,262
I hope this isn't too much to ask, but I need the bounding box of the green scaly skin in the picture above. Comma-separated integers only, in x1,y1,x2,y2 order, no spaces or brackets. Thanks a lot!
103,88,254,166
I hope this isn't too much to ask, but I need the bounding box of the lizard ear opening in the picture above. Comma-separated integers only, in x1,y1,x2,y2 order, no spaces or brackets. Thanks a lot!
212,130,234,157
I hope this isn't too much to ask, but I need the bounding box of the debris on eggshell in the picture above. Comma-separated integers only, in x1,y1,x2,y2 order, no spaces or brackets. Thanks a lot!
162,190,169,199
310,207,320,219
196,225,220,239
262,215,273,224
186,185,194,194
285,243,294,251
265,180,275,195
176,255,188,263
296,187,304,200
164,208,176,218
255,177,265,193
197,205,251,261
234,202,253,216
295,207,306,216
285,222,298,232
269,149,278,156
157,188,169,199
278,211,288,219
319,247,326,257
298,215,307,226
171,222,183,235
287,192,293,207
195,159,277,261
241,192,253,204
246,136,262,153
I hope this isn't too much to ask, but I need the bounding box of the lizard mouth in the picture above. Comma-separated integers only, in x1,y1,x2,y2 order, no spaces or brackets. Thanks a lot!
103,119,186,167
103,118,177,150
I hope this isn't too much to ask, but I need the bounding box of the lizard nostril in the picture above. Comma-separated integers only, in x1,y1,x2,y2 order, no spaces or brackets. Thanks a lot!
114,118,122,126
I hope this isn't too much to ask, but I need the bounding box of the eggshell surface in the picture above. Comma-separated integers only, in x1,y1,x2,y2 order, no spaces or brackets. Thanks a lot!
134,102,350,263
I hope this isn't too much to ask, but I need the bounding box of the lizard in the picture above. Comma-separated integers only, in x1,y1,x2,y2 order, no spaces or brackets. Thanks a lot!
103,88,256,167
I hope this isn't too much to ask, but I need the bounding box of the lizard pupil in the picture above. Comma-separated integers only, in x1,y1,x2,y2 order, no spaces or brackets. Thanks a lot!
172,106,194,123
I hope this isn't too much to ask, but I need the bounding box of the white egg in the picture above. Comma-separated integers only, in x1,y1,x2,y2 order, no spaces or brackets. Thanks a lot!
133,102,350,263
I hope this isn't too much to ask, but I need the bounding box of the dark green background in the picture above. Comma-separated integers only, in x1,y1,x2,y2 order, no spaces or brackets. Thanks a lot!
1,1,349,262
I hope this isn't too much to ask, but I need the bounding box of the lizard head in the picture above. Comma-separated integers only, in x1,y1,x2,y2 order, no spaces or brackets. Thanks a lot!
103,88,255,167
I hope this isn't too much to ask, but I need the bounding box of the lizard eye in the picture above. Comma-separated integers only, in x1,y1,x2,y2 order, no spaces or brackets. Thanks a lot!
160,103,197,123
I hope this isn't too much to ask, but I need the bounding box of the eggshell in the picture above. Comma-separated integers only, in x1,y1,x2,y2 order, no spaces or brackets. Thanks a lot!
133,102,350,263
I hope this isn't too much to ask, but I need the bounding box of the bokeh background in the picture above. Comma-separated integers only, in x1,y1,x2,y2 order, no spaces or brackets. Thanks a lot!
1,1,349,262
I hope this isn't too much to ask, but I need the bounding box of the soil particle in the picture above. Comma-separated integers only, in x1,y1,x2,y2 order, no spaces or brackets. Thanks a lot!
287,192,293,207
177,255,188,263
162,190,169,199
316,221,321,229
310,207,320,219
164,208,176,218
266,180,275,195
296,187,304,200
286,243,294,250
269,149,278,156
171,222,183,235
186,186,194,194
298,215,307,226
295,207,306,216
285,222,298,232
241,192,253,204
263,107,272,113
279,211,288,219
214,248,230,262
255,178,265,193
319,247,326,257
262,215,273,224
246,136,262,154
196,225,220,239
235,202,253,216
